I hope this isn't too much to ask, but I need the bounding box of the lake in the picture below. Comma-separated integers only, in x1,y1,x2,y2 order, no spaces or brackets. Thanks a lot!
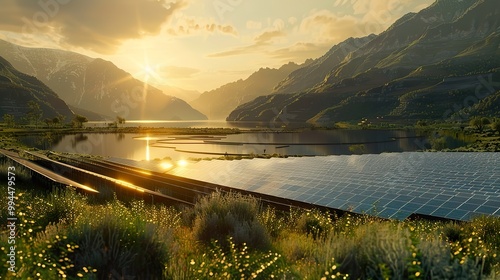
20,128,429,161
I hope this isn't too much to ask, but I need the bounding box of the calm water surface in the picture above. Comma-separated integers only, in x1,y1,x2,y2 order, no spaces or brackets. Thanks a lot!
20,125,429,161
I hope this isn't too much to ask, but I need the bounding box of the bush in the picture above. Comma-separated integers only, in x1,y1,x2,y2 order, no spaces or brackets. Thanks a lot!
492,119,500,134
332,222,410,279
192,192,271,250
296,209,334,239
430,136,449,150
189,238,289,279
442,222,463,242
470,116,490,132
61,199,171,279
258,207,287,239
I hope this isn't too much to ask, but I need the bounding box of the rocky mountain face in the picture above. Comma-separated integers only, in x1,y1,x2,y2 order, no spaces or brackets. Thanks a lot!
272,35,376,95
0,55,74,121
228,0,500,124
190,62,305,120
0,40,207,120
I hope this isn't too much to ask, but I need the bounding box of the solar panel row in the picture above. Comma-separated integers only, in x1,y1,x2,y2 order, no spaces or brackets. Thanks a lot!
114,152,500,221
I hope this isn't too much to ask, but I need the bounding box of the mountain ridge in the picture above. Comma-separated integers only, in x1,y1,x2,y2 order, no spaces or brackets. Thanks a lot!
190,61,305,119
0,40,207,121
228,0,500,124
0,55,74,121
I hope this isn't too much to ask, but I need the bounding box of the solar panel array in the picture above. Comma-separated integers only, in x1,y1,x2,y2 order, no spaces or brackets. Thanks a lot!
167,152,500,221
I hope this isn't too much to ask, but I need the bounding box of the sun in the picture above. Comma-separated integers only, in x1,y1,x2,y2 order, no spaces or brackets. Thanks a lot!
144,65,155,75
140,63,166,85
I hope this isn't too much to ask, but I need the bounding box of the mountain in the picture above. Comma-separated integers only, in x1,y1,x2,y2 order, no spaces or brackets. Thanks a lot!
0,40,207,121
228,0,500,124
159,85,201,103
0,55,74,121
272,35,376,94
190,62,304,119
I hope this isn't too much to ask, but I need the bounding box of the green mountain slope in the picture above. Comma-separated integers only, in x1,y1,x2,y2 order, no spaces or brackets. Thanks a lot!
228,0,500,124
0,55,74,122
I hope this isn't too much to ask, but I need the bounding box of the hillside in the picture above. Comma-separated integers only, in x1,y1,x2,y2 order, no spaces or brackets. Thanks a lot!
272,35,376,94
228,0,500,124
0,40,207,121
0,55,74,122
190,62,304,120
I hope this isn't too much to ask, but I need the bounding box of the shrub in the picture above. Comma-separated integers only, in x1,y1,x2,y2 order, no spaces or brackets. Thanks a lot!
314,222,411,279
492,119,500,134
258,207,287,239
189,238,289,279
418,238,481,279
60,199,171,279
442,222,463,242
278,232,317,263
470,116,490,132
296,209,334,239
192,192,271,250
430,136,449,150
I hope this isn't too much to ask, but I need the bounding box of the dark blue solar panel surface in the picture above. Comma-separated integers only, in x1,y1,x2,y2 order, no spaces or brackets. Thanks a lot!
112,152,500,221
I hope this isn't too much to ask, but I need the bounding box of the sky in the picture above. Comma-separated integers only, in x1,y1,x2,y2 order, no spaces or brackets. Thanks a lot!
0,0,434,93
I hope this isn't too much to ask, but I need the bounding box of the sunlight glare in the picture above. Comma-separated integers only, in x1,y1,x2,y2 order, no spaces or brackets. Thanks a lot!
177,160,188,167
161,162,174,169
144,65,154,75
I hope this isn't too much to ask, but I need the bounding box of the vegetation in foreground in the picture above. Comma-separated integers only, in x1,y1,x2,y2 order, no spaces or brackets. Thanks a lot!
0,161,499,279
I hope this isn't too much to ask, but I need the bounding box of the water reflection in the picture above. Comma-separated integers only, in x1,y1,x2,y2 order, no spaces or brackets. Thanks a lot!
116,133,125,141
22,132,64,150
71,134,88,148
18,130,435,161
133,136,162,161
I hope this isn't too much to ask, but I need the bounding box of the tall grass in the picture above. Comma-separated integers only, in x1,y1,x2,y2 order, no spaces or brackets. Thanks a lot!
191,191,271,250
1,168,499,279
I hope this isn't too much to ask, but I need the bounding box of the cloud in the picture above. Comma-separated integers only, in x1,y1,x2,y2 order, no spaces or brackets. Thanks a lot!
167,16,238,36
246,20,262,30
208,29,285,58
254,30,285,44
269,42,330,62
349,0,434,28
160,65,200,79
299,10,369,43
272,19,285,30
0,0,187,54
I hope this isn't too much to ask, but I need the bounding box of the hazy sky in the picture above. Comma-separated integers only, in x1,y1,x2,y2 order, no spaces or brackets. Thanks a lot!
0,0,433,92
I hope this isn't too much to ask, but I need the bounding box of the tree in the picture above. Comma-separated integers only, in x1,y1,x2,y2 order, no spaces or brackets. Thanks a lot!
470,116,489,132
52,117,60,127
492,119,500,134
3,114,15,128
26,100,43,127
72,114,88,128
56,113,66,127
416,120,428,127
44,118,53,127
116,116,126,127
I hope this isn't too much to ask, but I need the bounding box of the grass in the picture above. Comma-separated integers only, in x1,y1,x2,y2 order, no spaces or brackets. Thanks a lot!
0,159,499,279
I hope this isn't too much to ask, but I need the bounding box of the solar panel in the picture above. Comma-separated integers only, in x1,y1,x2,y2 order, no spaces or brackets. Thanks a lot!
111,152,500,221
